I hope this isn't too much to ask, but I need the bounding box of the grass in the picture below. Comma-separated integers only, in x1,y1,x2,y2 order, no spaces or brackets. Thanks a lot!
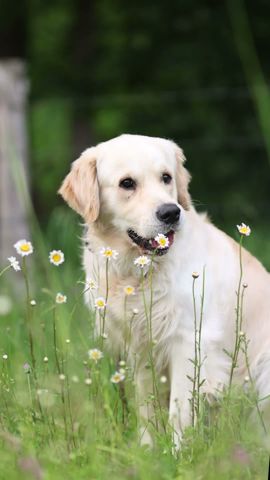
0,213,269,480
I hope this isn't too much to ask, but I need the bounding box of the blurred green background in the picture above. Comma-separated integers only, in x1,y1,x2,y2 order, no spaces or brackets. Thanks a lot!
1,0,270,267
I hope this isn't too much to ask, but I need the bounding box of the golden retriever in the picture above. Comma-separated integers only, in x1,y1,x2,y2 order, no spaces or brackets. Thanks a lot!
59,134,270,448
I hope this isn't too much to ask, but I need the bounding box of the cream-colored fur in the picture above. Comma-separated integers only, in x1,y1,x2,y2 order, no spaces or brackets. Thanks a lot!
59,134,270,447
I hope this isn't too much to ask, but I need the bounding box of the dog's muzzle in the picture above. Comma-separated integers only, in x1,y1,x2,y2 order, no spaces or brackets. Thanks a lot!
127,229,175,256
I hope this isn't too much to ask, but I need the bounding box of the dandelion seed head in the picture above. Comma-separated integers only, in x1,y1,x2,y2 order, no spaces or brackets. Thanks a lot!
237,223,251,237
7,256,21,272
55,293,67,304
14,240,33,257
111,371,125,383
49,250,65,266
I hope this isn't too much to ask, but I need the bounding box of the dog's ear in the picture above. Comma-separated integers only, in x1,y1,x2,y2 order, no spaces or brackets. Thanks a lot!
173,144,192,210
58,147,99,223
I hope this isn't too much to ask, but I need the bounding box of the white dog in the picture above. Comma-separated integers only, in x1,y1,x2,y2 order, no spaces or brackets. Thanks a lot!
59,134,270,447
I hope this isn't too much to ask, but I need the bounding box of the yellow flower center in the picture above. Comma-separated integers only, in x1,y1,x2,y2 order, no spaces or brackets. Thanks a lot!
20,243,30,252
105,250,113,256
52,253,61,262
97,300,104,307
159,238,166,246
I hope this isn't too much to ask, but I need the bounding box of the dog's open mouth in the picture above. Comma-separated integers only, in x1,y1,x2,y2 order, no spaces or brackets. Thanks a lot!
127,229,175,256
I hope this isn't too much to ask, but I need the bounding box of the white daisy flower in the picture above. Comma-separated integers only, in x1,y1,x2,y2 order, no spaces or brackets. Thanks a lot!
86,278,98,290
49,250,65,266
111,371,125,384
237,223,251,236
134,255,151,269
94,297,106,310
2,354,8,360
55,293,67,304
100,247,119,260
30,300,36,306
123,285,136,296
154,233,169,249
88,348,103,363
7,256,21,272
14,240,33,257
85,378,92,385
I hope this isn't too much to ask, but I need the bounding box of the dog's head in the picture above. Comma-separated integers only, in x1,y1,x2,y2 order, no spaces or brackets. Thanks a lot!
58,134,191,255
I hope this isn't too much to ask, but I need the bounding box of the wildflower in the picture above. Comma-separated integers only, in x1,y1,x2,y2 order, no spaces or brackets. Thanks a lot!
111,371,125,383
55,293,67,304
237,223,251,236
66,339,70,344
94,297,106,310
59,374,65,381
71,375,79,383
49,250,65,266
30,300,36,306
154,233,169,249
123,285,136,296
43,356,48,363
100,247,119,260
7,256,21,272
160,375,167,384
2,354,8,360
133,308,139,315
119,360,126,367
88,348,103,363
134,255,150,269
23,362,30,373
192,272,199,279
86,278,98,290
14,240,33,257
85,378,92,385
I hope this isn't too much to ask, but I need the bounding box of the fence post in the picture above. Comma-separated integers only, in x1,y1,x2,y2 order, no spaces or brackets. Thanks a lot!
0,59,29,264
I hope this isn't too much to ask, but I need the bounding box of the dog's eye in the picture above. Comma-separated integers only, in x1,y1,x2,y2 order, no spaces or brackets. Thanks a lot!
119,177,136,190
162,173,172,184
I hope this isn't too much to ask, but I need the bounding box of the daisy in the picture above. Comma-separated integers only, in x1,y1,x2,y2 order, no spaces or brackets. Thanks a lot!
154,233,169,249
134,255,151,269
7,256,21,272
237,223,251,236
55,293,67,304
123,285,136,296
94,297,106,310
85,378,92,385
14,240,33,257
86,278,98,290
88,348,103,363
49,250,65,266
100,247,119,260
111,371,125,384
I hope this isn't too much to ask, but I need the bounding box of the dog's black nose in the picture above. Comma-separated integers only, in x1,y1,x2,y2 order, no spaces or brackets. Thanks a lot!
156,203,180,225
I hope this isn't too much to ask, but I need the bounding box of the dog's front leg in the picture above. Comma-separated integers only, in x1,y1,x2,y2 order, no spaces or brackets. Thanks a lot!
169,338,194,450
